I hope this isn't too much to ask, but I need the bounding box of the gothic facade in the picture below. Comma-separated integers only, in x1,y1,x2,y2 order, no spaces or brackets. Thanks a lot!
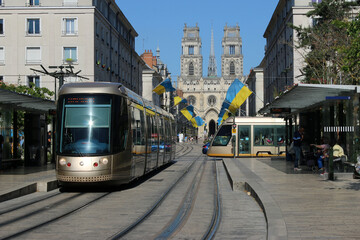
178,24,243,138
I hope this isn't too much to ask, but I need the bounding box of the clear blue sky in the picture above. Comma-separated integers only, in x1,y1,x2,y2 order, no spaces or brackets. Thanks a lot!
117,1,279,82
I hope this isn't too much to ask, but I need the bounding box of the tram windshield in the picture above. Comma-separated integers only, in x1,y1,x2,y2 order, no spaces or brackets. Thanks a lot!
212,125,232,146
58,95,112,155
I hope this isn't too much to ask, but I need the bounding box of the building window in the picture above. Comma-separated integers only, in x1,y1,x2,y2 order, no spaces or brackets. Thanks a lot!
26,47,41,64
63,47,77,63
230,62,235,75
27,18,40,35
208,95,216,106
188,95,196,105
0,47,4,64
28,0,40,6
189,62,194,75
0,76,3,82
229,45,235,55
0,19,3,34
28,76,40,87
188,45,194,55
0,0,3,6
62,18,78,35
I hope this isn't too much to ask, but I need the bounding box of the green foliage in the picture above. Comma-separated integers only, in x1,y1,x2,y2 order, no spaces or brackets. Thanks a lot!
292,0,360,84
0,82,54,100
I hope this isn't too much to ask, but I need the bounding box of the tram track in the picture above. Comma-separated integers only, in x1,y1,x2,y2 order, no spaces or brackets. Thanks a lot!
0,192,110,240
108,151,222,240
107,153,200,240
0,191,61,216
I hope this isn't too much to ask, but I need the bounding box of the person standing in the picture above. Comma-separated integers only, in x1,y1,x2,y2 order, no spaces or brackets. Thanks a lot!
293,127,304,171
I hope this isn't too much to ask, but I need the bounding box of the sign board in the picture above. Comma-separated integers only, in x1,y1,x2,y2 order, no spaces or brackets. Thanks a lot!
232,128,236,135
325,96,350,100
270,108,291,114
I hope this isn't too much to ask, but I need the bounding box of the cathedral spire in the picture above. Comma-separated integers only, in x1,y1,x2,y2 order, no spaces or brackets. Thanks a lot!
207,26,217,77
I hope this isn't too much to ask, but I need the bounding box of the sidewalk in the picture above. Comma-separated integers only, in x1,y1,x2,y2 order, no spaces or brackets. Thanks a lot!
223,157,360,240
0,163,57,202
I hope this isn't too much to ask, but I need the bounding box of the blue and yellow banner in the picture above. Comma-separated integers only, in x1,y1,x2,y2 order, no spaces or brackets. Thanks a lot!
217,101,231,125
153,78,176,95
174,96,187,106
194,116,205,127
191,116,205,128
225,78,252,113
180,105,194,121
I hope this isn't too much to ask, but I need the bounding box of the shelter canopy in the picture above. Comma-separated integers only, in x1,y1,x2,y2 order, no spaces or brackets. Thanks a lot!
259,83,360,115
0,89,55,113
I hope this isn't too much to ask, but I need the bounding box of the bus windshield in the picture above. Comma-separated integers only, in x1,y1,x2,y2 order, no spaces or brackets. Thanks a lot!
212,125,232,146
59,95,112,155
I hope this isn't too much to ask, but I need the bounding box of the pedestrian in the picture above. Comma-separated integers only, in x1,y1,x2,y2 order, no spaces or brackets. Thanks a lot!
311,138,330,175
293,127,304,171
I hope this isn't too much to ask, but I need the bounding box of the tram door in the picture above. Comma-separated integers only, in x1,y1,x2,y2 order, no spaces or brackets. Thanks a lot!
238,126,251,155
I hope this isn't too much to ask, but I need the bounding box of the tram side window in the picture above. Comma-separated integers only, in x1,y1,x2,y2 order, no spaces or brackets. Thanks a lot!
131,107,145,146
254,126,274,146
275,126,285,146
113,96,128,153
212,125,232,146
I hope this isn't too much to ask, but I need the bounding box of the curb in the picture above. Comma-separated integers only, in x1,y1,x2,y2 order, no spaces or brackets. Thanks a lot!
0,179,58,203
222,159,287,240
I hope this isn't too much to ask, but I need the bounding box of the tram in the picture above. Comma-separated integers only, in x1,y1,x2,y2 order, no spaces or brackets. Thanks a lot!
55,82,176,186
207,117,286,157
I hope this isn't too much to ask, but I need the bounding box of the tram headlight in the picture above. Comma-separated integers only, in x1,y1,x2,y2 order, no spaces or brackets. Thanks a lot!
100,158,109,165
59,158,67,166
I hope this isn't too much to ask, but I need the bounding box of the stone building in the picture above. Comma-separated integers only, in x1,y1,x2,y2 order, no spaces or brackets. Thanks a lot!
178,23,244,138
0,0,144,97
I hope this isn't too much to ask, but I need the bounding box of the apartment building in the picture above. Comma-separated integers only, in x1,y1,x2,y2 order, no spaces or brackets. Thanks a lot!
0,0,144,97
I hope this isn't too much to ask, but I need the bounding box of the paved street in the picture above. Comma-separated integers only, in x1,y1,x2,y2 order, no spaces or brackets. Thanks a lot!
0,143,359,239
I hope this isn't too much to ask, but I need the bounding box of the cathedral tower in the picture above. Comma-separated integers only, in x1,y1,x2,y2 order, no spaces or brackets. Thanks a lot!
221,24,243,80
180,24,203,79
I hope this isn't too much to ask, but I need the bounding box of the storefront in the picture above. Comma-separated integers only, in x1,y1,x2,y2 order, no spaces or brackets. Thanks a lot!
259,84,360,165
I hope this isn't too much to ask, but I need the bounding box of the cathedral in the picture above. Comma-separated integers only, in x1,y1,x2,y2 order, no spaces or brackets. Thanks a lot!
178,23,244,138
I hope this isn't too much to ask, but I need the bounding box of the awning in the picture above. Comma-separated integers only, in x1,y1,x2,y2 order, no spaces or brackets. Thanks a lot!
0,88,55,113
259,83,359,115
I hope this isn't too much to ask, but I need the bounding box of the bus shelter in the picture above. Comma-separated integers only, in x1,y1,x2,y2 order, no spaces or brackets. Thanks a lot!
259,83,360,166
0,88,56,168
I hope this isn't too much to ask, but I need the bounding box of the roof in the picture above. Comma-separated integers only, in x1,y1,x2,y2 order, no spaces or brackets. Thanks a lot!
0,89,55,113
259,83,359,115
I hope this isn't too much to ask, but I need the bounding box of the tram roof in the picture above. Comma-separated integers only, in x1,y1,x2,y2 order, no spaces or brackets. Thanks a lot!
259,83,360,115
0,88,55,113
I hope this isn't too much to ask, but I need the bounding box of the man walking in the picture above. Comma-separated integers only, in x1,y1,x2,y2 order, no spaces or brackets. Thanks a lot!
293,127,304,171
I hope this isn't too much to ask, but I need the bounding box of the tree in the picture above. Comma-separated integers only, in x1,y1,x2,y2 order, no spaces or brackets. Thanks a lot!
292,0,360,84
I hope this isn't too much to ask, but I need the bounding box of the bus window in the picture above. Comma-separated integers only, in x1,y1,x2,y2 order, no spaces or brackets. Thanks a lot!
212,125,232,146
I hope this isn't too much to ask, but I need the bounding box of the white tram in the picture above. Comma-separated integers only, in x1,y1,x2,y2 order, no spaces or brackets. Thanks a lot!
207,117,286,157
